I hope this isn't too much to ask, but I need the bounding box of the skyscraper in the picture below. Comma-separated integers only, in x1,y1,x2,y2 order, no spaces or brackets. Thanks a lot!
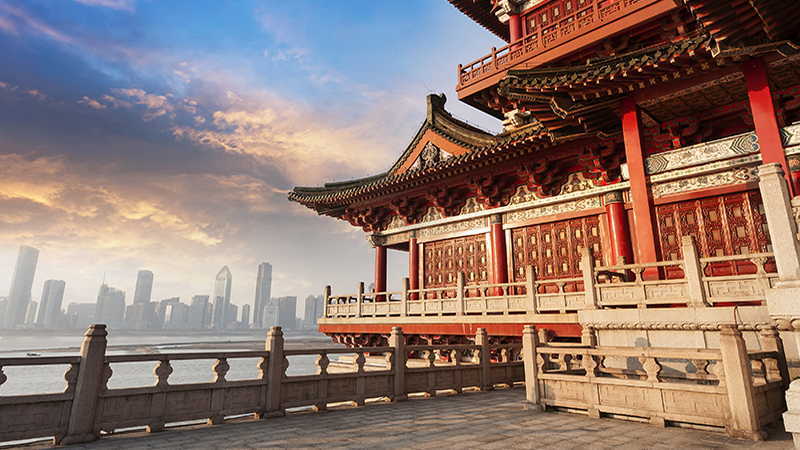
133,270,154,304
253,263,272,327
37,279,66,329
4,245,39,329
95,284,126,325
211,266,232,329
303,294,324,331
241,304,251,325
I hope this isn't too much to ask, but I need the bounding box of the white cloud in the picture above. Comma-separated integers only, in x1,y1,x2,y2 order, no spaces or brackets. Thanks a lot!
78,96,107,109
72,0,135,12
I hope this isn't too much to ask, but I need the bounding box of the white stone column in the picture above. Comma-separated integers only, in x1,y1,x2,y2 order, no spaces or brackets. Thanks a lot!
758,163,800,281
783,379,800,448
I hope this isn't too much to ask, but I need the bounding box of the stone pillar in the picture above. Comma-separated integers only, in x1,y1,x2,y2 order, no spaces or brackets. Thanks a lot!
681,236,708,307
581,326,597,348
604,191,633,267
758,163,800,282
476,328,493,391
581,248,598,309
59,324,108,445
389,327,407,402
375,245,387,302
522,325,542,411
264,326,285,418
719,324,766,441
744,57,792,195
409,235,419,300
490,214,508,294
783,379,800,448
621,94,660,279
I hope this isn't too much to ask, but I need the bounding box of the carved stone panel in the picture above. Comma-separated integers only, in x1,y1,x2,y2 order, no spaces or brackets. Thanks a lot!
661,390,726,418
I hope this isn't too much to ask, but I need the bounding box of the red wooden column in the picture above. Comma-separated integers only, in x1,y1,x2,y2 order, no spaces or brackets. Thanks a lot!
490,214,509,290
743,57,793,196
375,245,387,302
509,13,522,49
408,234,419,300
621,94,660,278
604,191,633,265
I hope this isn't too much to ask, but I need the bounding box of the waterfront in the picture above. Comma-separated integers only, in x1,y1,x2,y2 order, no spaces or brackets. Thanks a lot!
0,330,339,396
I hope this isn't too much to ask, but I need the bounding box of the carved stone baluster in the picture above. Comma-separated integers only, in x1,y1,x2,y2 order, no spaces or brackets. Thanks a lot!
316,352,330,375
153,360,173,387
426,349,436,368
562,354,573,372
384,351,394,370
99,363,113,392
450,349,460,366
258,355,269,380
0,366,6,389
212,358,229,383
632,267,645,283
763,358,781,382
639,356,661,382
63,363,80,394
500,348,509,363
692,359,709,376
582,353,598,377
537,352,549,374
355,352,366,373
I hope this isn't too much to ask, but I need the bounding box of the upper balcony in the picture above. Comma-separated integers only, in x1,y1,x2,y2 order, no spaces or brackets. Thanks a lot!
456,0,681,102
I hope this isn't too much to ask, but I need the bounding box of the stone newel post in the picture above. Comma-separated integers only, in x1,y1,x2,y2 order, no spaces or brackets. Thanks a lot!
59,324,108,445
522,325,542,411
389,327,407,402
265,326,285,418
476,328,493,391
783,379,800,448
758,163,800,281
718,324,766,441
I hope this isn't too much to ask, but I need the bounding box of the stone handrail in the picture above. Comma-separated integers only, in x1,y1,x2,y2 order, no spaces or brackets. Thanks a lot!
0,325,522,446
523,324,787,440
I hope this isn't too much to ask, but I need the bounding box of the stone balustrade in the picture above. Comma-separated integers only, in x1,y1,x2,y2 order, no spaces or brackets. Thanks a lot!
523,324,787,441
324,239,777,325
0,325,522,446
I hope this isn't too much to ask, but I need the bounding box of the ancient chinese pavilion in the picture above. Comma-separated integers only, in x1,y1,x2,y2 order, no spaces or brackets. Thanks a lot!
289,0,800,349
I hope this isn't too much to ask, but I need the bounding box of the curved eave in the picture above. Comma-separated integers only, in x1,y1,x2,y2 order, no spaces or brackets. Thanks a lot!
448,0,510,42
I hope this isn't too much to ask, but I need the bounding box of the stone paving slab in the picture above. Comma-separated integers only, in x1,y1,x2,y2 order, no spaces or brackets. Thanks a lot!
12,387,796,450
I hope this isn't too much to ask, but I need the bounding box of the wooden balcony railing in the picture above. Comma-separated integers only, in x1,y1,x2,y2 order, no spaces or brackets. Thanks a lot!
457,0,662,92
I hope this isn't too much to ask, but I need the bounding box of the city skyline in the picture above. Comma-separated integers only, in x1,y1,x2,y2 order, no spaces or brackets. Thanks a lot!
0,1,501,309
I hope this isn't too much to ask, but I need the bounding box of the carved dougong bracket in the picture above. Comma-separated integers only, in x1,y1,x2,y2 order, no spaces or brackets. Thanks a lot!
343,205,392,232
518,160,564,197
425,186,467,217
467,173,516,207
579,141,623,184
389,196,426,225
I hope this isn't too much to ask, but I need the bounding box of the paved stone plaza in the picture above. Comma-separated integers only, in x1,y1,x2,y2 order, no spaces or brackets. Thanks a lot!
12,387,794,450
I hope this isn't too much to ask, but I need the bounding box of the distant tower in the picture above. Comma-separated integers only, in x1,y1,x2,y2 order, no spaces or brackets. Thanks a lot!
212,266,232,329
241,304,251,324
4,245,39,329
37,279,66,329
133,270,154,304
95,283,126,324
254,263,272,327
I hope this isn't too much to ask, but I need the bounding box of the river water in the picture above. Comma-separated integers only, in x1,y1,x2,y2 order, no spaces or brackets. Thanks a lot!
0,332,337,396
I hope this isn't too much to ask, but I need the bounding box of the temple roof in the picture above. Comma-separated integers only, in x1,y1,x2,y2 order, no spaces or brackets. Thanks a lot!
288,94,561,215
448,0,509,42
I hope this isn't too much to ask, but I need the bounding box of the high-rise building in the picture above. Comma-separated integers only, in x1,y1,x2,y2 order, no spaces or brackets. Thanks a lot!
25,300,38,324
37,280,66,329
66,303,96,330
241,304,251,325
133,270,154,304
4,245,39,329
186,295,209,330
274,296,297,330
253,263,272,327
95,284,126,325
212,266,232,329
164,302,188,330
0,297,8,327
303,294,324,331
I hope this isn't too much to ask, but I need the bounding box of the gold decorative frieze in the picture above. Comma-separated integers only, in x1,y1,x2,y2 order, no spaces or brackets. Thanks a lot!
651,166,758,198
506,196,602,224
418,217,486,238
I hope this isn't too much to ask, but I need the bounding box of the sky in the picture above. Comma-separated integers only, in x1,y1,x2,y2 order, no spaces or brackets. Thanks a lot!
0,0,505,317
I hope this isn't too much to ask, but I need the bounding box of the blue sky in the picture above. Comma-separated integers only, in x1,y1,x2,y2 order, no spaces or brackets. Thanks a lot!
0,0,504,315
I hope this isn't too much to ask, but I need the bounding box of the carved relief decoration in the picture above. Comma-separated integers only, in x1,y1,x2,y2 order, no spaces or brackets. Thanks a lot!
467,173,516,208
460,197,486,215
418,217,486,238
410,141,453,171
385,215,406,231
506,196,602,224
425,186,468,217
420,206,445,223
559,173,595,196
651,166,758,198
645,131,759,175
509,184,539,205
383,231,413,247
